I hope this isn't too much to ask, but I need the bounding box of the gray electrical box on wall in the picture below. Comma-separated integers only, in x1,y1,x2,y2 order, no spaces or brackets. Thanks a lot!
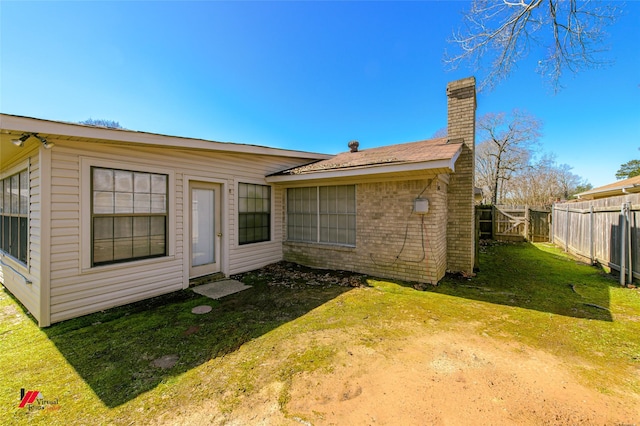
414,198,429,214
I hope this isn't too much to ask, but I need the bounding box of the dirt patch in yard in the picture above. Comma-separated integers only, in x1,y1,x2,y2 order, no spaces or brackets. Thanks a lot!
157,258,640,425
171,328,639,425
285,332,638,425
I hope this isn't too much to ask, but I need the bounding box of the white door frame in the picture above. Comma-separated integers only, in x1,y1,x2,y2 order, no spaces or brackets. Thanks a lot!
183,177,227,288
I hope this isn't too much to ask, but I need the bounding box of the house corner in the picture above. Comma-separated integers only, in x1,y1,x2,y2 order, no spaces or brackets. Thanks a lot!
446,77,476,274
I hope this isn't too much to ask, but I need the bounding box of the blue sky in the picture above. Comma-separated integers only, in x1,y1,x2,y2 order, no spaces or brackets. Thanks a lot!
1,1,638,188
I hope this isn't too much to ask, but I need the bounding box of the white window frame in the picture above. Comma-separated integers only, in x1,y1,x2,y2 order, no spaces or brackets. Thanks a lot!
80,157,175,272
0,163,30,267
286,185,356,247
237,182,272,246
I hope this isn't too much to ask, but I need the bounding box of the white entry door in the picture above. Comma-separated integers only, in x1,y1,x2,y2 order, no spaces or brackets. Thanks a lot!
189,182,221,278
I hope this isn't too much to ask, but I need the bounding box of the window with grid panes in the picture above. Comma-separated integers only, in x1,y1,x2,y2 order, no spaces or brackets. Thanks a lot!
319,185,356,245
91,167,168,266
287,185,355,246
0,170,29,264
238,183,271,245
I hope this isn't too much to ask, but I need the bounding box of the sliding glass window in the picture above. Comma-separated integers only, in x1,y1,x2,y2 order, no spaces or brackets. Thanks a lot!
287,185,355,246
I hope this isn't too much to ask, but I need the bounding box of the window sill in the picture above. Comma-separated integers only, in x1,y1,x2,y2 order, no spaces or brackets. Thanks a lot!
82,255,176,274
0,255,31,285
236,239,274,249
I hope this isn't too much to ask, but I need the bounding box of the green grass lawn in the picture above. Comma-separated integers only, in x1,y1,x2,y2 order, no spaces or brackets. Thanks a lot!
1,242,639,424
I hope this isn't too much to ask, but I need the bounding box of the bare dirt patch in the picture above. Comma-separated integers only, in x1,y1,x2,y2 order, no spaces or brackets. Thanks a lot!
286,332,639,425
167,260,640,425
172,329,639,426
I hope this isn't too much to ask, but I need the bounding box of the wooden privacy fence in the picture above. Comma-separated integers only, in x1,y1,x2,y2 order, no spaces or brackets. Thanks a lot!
476,205,551,242
552,193,639,285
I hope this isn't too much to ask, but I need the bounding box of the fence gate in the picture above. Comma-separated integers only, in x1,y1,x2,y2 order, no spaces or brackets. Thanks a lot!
529,209,551,242
476,205,551,242
477,206,493,239
494,206,527,242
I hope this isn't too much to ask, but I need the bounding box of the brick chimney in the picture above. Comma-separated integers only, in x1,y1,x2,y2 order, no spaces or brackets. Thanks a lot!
446,77,476,274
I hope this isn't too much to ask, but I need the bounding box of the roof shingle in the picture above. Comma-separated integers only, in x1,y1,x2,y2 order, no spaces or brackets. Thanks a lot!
274,137,461,176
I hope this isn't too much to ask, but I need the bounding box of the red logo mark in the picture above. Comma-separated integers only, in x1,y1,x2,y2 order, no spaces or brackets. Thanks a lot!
19,390,41,408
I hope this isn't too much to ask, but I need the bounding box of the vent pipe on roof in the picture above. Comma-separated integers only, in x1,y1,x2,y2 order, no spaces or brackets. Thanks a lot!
348,140,359,153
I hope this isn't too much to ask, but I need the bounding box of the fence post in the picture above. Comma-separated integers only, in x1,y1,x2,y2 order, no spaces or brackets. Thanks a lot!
565,205,569,252
620,202,628,286
475,208,480,271
550,204,555,243
524,205,530,241
589,205,594,264
627,202,633,284
492,205,497,240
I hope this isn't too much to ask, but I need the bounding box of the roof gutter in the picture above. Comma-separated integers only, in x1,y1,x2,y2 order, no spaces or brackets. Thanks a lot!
266,155,459,183
578,183,640,199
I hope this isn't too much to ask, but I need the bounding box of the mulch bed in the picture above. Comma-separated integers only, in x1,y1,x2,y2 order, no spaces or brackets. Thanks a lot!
233,261,368,289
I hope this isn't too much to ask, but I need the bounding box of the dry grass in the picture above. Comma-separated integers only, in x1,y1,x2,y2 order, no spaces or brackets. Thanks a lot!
1,242,638,424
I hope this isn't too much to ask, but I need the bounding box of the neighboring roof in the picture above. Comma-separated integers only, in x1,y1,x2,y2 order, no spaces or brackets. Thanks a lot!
266,137,463,183
0,113,330,160
576,175,640,200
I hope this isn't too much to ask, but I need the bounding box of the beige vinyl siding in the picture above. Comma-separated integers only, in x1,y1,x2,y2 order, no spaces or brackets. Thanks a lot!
226,184,286,275
0,152,41,323
46,138,312,323
228,185,286,274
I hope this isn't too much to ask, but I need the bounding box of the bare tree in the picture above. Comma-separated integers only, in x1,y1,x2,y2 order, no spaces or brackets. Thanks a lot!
475,110,542,204
503,155,557,206
555,163,588,199
431,127,448,138
503,155,589,206
445,0,619,91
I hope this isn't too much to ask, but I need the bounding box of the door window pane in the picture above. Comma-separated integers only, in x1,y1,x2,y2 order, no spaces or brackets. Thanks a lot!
192,188,215,267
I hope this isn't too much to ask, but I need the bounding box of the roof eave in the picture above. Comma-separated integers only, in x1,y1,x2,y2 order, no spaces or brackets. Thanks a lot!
266,157,458,183
0,113,331,160
576,183,640,199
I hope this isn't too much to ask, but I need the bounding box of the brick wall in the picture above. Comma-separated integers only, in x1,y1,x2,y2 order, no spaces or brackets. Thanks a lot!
446,77,476,273
283,177,448,284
